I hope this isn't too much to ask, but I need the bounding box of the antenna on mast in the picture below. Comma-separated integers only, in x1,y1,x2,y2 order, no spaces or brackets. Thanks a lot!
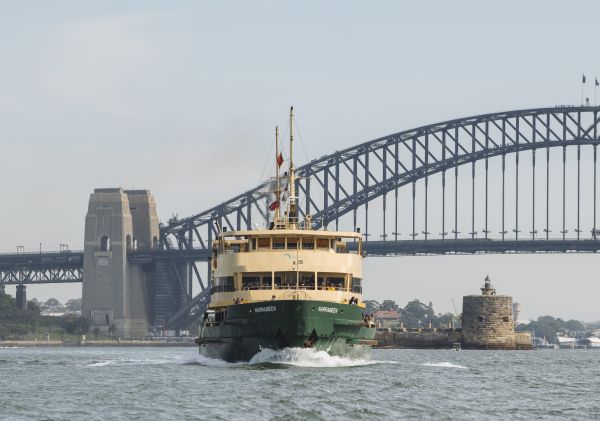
288,106,297,228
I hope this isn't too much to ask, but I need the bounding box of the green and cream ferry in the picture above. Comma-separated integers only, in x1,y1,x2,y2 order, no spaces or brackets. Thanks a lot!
197,107,376,362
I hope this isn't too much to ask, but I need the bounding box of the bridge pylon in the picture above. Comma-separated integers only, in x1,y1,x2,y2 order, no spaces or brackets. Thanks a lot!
81,188,158,338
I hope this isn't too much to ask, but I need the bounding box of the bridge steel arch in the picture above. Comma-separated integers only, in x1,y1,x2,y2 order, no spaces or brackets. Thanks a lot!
160,106,600,294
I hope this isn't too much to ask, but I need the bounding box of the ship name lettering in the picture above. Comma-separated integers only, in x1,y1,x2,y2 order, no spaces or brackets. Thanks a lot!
318,306,338,314
254,306,276,313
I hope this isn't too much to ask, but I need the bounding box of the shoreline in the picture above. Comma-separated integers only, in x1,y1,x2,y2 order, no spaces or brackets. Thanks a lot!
0,340,197,347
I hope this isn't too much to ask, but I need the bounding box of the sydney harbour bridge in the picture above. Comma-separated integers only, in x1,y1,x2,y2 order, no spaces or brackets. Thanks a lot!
2,105,600,329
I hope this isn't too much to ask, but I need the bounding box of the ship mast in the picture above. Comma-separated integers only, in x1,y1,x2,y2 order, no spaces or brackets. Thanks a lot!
288,106,297,228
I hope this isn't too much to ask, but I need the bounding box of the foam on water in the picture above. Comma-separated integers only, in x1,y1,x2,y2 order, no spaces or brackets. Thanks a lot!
180,354,246,368
183,347,381,368
85,358,173,367
249,347,378,367
87,360,113,367
422,361,467,369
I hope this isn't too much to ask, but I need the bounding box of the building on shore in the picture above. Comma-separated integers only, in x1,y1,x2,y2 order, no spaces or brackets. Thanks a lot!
373,310,402,329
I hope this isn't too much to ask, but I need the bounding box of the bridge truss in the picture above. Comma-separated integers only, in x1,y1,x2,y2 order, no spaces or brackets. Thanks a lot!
0,251,83,285
161,106,600,282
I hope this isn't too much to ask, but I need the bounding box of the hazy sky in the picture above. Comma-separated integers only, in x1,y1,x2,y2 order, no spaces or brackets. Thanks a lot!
2,1,600,321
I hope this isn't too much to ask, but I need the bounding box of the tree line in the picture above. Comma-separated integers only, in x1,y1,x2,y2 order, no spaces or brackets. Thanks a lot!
364,299,457,329
0,293,88,340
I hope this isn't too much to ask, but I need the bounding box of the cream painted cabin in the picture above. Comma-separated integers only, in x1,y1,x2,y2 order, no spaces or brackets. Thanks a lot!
209,230,365,308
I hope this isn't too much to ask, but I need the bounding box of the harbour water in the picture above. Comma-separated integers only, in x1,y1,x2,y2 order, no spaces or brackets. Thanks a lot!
1,347,600,420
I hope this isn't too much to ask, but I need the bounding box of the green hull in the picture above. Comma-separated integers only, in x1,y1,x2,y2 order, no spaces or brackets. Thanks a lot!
197,300,377,362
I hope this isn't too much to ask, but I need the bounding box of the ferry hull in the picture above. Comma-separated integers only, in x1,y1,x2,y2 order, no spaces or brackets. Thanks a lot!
197,300,376,362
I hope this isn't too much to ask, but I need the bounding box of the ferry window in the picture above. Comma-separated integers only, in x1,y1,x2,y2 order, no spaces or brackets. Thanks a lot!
251,238,257,251
213,276,234,293
242,276,260,290
317,275,344,290
273,239,285,249
299,273,315,289
351,277,362,293
302,238,314,250
274,272,293,288
262,276,272,288
316,238,329,249
258,238,270,249
327,277,344,290
287,238,298,249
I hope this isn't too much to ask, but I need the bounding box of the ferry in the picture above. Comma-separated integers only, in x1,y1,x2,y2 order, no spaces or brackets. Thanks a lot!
196,107,376,362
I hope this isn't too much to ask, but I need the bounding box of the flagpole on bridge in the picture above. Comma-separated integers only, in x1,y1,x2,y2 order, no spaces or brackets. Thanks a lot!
582,74,586,106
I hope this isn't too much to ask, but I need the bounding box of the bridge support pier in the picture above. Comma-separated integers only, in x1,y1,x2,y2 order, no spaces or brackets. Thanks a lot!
82,188,159,339
15,284,26,310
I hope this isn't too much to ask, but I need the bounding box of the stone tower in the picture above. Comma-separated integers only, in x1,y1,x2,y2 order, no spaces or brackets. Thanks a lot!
81,188,159,338
461,276,516,349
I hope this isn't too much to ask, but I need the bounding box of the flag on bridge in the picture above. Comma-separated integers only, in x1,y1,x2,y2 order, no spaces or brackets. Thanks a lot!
269,200,280,211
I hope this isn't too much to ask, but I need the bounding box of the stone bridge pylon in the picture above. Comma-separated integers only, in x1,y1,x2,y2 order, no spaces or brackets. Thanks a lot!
81,188,159,338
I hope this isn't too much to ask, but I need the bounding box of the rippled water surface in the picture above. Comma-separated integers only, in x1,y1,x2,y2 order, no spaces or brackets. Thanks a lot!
1,346,600,420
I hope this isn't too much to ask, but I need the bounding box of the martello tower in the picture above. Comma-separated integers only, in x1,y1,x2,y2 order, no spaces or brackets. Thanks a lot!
81,188,159,338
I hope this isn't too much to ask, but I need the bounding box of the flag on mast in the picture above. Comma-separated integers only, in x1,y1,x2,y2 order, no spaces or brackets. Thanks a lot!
269,200,280,211
276,152,284,167
583,74,587,84
596,76,599,87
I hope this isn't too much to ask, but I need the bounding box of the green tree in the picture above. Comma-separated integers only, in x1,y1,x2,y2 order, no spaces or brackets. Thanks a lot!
565,319,585,332
65,298,81,312
516,316,586,342
380,300,399,311
44,298,62,308
0,294,17,320
400,300,435,328
435,312,456,328
27,300,41,316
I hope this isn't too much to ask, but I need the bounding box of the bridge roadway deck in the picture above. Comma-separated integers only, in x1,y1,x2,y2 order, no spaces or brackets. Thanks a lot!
0,250,84,285
356,238,600,255
1,239,598,285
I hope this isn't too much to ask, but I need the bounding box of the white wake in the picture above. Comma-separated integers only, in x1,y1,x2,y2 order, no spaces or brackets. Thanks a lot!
248,347,377,367
185,347,380,368
422,361,467,369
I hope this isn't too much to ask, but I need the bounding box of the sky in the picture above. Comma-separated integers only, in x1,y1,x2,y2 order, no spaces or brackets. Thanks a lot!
1,0,600,321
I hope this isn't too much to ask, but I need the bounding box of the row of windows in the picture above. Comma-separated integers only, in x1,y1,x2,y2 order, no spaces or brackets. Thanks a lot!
211,273,362,294
218,237,360,255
